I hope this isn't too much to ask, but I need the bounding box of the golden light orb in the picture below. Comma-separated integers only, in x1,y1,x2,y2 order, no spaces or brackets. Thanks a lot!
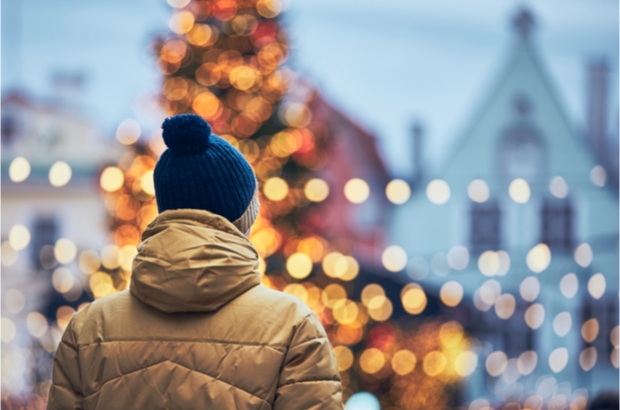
423,351,447,377
508,178,530,203
385,179,411,204
344,178,370,204
49,161,72,187
360,348,385,374
264,177,289,201
392,350,417,375
168,10,195,34
401,285,427,315
455,351,478,377
526,243,551,273
286,252,313,279
333,345,354,372
304,178,329,202
381,245,407,272
100,167,125,192
588,273,606,299
426,179,450,204
9,224,30,251
9,156,31,183
54,238,77,264
141,170,155,195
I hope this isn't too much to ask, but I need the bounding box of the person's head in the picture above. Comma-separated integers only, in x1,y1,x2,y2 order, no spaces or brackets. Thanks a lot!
587,391,619,410
153,114,259,236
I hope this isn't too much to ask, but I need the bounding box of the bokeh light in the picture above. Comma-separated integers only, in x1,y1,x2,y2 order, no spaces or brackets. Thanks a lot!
560,273,578,298
590,165,606,187
455,351,478,377
486,351,507,377
579,347,597,371
385,179,411,204
524,303,545,329
54,238,77,264
552,312,572,337
519,276,540,302
517,351,537,375
508,178,530,203
440,281,463,307
381,245,407,272
549,176,568,198
581,318,599,343
548,347,569,373
26,312,48,339
168,10,195,34
391,350,417,375
344,178,370,204
587,273,606,299
52,268,75,294
345,392,380,410
304,178,329,202
100,166,125,192
423,350,447,377
264,177,289,201
8,156,31,183
333,345,354,371
5,289,26,315
426,179,450,205
286,252,313,279
526,243,551,273
494,294,516,320
447,245,469,270
467,179,490,203
574,243,593,268
359,348,386,374
49,161,72,187
1,318,17,343
116,119,141,145
401,284,427,315
9,224,30,251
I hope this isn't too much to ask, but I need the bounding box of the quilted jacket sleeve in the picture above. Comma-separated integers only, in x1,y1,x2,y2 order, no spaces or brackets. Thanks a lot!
47,319,83,410
273,313,343,410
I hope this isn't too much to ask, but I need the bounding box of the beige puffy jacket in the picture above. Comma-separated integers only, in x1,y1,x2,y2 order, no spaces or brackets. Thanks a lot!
47,209,342,410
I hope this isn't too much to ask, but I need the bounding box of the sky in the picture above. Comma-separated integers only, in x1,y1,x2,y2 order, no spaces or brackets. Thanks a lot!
2,0,618,176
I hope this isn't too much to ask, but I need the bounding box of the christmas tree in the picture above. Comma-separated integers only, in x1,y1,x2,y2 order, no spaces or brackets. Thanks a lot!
97,1,468,407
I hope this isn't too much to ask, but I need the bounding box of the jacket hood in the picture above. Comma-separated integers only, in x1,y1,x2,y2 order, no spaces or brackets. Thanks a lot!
130,209,261,313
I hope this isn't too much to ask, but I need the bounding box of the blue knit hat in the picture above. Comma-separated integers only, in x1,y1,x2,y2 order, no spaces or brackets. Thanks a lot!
153,114,259,234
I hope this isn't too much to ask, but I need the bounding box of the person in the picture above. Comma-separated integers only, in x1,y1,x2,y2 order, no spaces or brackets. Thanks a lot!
47,114,343,410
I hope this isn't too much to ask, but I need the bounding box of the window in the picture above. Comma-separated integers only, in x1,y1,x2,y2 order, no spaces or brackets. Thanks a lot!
30,216,58,270
581,297,618,365
541,199,573,251
470,201,501,252
498,95,547,182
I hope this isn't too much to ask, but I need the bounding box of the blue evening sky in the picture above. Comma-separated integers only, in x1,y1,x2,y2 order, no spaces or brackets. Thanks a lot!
2,0,617,175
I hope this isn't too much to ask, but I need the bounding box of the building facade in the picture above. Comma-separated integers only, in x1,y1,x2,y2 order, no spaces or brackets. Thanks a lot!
390,9,618,406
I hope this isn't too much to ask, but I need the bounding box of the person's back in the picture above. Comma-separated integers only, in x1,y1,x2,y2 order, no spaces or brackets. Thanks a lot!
47,115,343,410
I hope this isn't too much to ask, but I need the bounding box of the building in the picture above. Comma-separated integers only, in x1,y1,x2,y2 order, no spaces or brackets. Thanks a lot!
390,9,618,405
1,90,123,398
308,94,391,268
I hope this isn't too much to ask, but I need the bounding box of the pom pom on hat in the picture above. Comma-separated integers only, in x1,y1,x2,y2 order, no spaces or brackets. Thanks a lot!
162,114,212,153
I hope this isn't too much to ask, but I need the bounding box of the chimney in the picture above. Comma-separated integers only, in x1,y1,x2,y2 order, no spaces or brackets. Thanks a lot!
588,60,608,156
411,121,424,185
